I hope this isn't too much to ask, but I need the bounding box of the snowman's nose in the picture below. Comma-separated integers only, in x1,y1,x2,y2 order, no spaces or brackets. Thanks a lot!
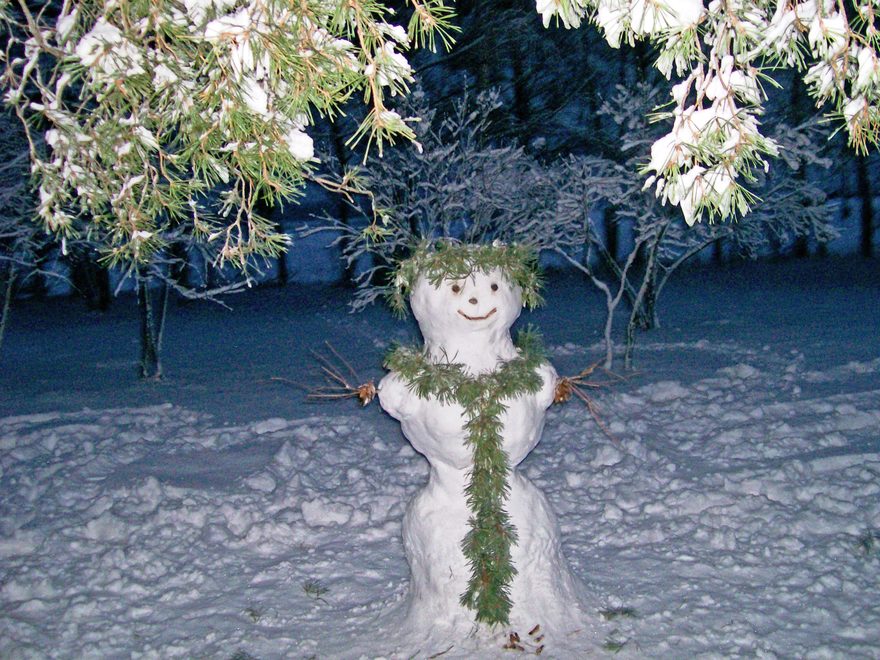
468,297,478,305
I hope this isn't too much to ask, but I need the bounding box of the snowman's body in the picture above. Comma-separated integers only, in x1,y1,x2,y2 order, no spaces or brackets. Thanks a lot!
378,267,587,638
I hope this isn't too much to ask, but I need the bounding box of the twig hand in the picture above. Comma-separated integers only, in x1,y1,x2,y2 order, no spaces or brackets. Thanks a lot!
554,361,622,445
306,342,377,406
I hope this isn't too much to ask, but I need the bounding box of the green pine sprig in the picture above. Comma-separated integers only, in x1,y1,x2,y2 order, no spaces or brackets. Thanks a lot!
385,329,546,625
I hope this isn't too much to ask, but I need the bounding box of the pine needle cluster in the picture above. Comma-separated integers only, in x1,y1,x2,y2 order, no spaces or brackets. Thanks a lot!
385,329,546,625
388,240,543,316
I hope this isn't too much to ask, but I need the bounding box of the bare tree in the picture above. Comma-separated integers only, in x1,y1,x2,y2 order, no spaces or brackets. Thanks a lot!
543,84,837,368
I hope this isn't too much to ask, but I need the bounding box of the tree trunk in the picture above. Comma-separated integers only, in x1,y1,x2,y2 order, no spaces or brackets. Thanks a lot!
70,249,110,310
95,265,110,310
638,273,659,330
633,39,651,83
713,236,724,263
276,222,289,286
0,263,15,355
138,270,169,380
792,232,810,258
330,121,357,286
630,225,667,332
624,227,667,369
603,205,618,266
857,154,875,258
24,242,52,300
169,241,191,291
790,76,810,258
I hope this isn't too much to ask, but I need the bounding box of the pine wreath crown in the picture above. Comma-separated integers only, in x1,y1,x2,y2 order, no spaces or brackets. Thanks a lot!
388,240,544,316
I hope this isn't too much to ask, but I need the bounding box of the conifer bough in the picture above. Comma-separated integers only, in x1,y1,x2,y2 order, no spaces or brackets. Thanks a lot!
537,0,880,226
0,0,456,268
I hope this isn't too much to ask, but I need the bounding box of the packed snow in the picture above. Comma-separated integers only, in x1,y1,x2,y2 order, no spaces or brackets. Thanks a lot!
1,258,879,658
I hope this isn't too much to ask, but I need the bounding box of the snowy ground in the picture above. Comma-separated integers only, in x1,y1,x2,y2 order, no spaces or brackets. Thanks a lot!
1,257,879,658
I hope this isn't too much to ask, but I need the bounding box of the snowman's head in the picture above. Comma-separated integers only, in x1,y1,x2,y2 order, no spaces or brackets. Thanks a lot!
410,267,522,341
390,242,543,342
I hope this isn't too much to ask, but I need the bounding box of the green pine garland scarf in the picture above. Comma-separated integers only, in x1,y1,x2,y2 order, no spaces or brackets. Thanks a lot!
385,330,546,626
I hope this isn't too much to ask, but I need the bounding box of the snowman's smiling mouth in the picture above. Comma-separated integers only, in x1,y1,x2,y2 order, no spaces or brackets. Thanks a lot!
458,307,497,321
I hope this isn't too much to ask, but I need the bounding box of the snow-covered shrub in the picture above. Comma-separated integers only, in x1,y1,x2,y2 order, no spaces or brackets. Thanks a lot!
308,88,553,309
535,1,880,227
543,82,836,367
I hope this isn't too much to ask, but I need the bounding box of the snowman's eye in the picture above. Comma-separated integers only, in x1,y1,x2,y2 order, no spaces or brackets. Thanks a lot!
491,283,499,292
451,283,461,293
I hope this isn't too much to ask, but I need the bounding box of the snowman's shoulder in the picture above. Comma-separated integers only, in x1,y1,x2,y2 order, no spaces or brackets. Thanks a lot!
378,371,420,419
378,371,409,399
533,360,559,408
534,359,558,386
536,359,558,378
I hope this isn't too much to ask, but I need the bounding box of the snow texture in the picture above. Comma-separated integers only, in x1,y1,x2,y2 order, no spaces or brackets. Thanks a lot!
1,259,879,658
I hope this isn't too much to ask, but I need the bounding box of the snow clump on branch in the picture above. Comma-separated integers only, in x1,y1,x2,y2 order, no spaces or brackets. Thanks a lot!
534,0,880,226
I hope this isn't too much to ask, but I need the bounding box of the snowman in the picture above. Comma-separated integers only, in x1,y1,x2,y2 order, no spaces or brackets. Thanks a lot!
377,242,589,648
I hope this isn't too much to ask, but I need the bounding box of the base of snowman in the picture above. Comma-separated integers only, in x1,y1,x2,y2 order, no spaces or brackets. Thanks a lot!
366,458,599,658
401,467,591,644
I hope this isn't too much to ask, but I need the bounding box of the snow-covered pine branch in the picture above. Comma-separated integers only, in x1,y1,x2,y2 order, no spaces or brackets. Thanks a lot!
535,0,880,226
0,0,455,269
